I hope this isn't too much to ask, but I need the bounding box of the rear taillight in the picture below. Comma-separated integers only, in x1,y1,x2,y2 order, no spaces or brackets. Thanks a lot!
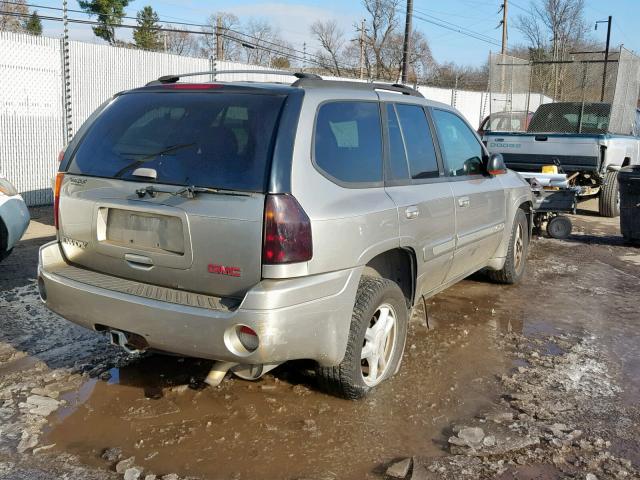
53,172,64,230
263,194,312,265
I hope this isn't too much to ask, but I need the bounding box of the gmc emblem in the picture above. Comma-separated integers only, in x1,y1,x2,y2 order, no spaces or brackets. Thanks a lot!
208,264,241,277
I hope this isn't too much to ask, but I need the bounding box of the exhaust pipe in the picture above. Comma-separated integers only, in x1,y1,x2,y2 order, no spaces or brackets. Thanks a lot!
109,329,147,355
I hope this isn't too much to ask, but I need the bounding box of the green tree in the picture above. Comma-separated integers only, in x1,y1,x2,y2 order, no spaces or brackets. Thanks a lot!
78,0,130,45
23,11,42,36
133,6,161,50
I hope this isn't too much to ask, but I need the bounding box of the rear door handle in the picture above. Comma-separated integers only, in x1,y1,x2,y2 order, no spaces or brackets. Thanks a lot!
405,206,420,219
457,197,470,208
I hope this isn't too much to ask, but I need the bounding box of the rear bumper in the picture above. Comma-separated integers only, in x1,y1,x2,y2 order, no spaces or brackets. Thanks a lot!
38,241,361,366
0,195,30,251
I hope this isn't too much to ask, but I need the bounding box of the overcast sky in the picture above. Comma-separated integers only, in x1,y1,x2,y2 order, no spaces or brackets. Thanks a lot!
33,0,640,67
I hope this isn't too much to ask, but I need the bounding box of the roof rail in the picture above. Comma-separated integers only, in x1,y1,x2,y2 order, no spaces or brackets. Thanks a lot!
374,82,423,97
291,77,423,97
147,70,321,86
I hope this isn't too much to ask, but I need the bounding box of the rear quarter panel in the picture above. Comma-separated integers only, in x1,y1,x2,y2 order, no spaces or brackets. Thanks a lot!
284,87,400,277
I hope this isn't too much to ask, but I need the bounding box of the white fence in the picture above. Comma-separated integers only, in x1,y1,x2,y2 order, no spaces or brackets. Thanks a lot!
1,31,495,206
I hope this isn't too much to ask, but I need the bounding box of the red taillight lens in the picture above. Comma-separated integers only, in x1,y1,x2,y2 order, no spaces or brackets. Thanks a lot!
263,194,312,265
53,172,64,230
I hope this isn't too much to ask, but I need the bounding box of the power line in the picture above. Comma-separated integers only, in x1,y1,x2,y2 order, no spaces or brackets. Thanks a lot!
412,7,501,43
412,11,501,46
0,9,337,69
1,0,357,69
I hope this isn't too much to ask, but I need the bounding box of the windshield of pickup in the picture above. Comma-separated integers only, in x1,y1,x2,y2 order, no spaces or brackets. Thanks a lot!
67,91,286,192
527,102,610,134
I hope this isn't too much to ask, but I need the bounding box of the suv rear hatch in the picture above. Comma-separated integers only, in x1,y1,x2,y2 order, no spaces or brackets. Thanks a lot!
57,85,287,299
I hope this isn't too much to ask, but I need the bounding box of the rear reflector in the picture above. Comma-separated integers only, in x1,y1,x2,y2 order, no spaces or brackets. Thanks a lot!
53,172,64,230
263,194,312,265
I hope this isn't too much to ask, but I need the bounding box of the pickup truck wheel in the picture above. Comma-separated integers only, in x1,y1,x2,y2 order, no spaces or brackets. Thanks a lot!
599,170,620,218
487,209,529,285
316,276,408,399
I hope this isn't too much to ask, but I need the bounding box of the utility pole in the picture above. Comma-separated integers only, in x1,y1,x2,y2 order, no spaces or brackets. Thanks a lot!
401,0,413,84
303,42,307,71
358,19,366,80
596,16,612,101
501,0,508,55
215,15,224,61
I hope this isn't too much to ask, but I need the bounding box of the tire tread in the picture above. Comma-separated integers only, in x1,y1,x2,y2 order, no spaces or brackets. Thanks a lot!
316,276,405,399
599,170,619,218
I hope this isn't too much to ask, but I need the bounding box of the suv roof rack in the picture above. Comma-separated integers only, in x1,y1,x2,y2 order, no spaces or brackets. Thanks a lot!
291,77,423,97
147,70,321,86
146,70,423,98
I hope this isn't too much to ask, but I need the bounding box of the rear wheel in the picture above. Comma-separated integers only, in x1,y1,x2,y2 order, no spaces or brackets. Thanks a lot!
316,276,408,399
599,170,620,218
487,208,529,285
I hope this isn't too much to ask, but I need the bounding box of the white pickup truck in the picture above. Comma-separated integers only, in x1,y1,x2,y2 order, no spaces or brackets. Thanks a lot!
483,102,640,217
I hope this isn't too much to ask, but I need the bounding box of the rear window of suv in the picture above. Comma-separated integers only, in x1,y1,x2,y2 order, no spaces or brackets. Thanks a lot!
67,91,286,192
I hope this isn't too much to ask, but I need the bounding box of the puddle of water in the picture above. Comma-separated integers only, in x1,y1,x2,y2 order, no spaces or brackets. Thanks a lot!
42,234,640,479
45,280,513,480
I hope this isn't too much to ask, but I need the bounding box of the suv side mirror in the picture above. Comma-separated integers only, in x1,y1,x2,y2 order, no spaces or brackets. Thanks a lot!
486,153,507,175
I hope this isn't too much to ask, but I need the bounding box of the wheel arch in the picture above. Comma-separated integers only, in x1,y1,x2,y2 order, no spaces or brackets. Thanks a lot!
362,247,417,308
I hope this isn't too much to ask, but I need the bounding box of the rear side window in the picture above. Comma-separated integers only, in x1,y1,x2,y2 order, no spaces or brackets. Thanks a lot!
432,109,484,176
68,92,286,192
395,104,439,179
314,101,383,184
386,104,410,180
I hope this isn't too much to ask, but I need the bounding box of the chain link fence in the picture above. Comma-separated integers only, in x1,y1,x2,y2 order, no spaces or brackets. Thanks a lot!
488,48,640,135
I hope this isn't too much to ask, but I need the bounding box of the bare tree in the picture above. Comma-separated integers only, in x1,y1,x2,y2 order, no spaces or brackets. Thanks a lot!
426,62,489,91
311,19,346,76
240,19,292,67
163,26,199,56
362,0,401,79
515,0,590,59
200,12,241,60
0,0,28,32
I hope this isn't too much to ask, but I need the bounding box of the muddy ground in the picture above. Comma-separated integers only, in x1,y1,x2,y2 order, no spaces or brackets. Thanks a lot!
0,202,638,480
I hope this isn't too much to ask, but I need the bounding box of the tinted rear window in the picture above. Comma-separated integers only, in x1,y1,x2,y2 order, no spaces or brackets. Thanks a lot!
313,101,383,184
68,92,286,192
527,103,611,134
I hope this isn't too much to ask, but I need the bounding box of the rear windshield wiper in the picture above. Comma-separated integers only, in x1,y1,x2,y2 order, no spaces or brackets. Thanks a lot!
136,185,251,199
114,143,196,178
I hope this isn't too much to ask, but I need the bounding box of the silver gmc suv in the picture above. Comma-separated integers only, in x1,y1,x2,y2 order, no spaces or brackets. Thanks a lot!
38,71,532,399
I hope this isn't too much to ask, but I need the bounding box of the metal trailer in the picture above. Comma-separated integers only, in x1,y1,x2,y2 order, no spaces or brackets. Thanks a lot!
518,171,581,239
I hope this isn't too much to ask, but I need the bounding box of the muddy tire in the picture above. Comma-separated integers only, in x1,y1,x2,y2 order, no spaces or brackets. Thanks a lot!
599,170,620,218
316,276,408,399
487,208,529,285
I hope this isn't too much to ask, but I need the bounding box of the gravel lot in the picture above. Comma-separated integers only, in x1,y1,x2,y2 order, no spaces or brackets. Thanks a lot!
0,202,638,480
